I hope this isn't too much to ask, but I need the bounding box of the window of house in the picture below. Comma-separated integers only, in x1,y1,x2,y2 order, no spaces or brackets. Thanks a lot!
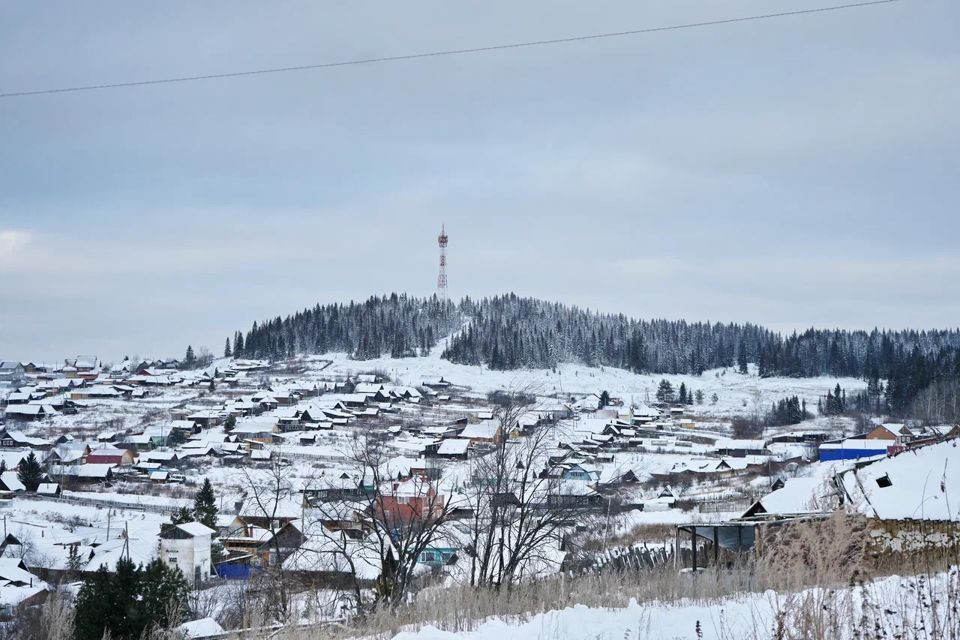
876,474,893,488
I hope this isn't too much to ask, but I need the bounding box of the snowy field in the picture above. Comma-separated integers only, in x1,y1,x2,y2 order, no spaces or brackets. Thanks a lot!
310,352,866,419
391,571,959,640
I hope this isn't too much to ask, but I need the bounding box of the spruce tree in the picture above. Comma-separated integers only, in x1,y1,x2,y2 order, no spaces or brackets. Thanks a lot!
224,338,232,358
170,506,193,525
193,478,218,530
184,345,196,368
72,557,187,640
17,451,43,492
140,558,190,618
655,379,675,404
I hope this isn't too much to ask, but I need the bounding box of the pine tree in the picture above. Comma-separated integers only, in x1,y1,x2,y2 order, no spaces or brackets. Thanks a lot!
224,338,232,358
184,345,196,368
678,383,688,404
17,451,43,492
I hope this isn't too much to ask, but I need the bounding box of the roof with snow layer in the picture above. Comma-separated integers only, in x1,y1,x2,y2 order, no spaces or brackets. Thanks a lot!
841,440,960,521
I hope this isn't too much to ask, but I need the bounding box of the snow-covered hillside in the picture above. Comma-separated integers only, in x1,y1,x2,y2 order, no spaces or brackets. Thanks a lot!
309,351,866,419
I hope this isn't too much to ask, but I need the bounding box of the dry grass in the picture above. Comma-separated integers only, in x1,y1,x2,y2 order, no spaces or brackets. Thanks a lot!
265,513,959,640
75,512,956,640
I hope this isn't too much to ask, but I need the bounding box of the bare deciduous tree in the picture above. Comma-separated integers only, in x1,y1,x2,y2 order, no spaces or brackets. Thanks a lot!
348,433,457,608
458,386,580,590
239,452,300,622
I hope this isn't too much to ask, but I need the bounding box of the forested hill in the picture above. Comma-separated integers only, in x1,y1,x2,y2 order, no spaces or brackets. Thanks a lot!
229,295,461,362
225,293,960,386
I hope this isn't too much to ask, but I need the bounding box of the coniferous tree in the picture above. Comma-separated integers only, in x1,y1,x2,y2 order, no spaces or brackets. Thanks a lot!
737,345,749,375
184,345,196,368
193,478,218,530
766,395,811,426
223,338,232,358
170,506,193,526
678,383,688,404
599,390,610,408
73,557,188,640
17,451,43,492
73,563,127,640
140,558,190,616
656,379,675,404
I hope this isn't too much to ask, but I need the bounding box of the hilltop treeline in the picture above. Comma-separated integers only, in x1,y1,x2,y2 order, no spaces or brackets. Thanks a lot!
440,295,960,379
230,294,460,361
441,295,776,373
223,293,960,415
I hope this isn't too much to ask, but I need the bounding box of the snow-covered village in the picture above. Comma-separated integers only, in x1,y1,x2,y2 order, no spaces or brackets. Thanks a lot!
0,293,958,638
2,1,958,639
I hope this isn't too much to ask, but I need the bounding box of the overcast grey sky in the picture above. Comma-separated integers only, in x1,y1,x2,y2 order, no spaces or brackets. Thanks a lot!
1,0,957,362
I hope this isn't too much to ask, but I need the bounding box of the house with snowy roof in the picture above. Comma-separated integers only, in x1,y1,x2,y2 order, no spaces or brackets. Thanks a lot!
459,420,503,445
0,363,25,384
838,440,959,523
0,558,48,619
0,428,52,449
0,472,25,495
434,438,470,460
159,522,216,584
87,446,135,466
2,404,57,422
49,463,115,485
741,476,840,519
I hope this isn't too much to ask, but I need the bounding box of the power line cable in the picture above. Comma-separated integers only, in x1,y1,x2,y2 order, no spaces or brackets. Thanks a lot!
0,0,899,99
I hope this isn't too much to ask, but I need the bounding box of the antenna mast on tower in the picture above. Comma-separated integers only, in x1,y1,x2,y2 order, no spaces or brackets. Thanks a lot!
437,224,449,302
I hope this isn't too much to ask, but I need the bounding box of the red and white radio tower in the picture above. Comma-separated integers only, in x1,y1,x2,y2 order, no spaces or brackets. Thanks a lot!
437,224,449,301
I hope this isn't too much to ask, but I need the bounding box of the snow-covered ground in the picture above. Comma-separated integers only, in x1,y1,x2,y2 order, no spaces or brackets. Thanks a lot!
391,570,959,640
311,354,865,419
